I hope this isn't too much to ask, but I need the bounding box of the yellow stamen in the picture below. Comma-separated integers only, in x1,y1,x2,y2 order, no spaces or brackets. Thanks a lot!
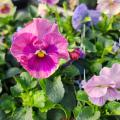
35,50,46,58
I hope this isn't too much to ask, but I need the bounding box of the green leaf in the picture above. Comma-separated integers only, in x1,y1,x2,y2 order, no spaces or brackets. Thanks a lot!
76,106,100,120
33,110,47,120
19,72,37,91
76,90,89,102
90,62,102,74
106,101,120,115
5,67,21,79
0,52,5,65
62,65,80,78
83,39,97,52
11,107,33,120
0,110,6,120
28,5,38,18
45,76,65,103
21,90,46,108
0,94,16,113
47,109,66,120
33,91,46,108
10,83,23,97
40,100,55,112
61,84,76,118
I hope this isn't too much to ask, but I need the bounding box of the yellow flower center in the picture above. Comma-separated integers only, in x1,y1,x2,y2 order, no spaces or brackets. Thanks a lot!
35,50,46,58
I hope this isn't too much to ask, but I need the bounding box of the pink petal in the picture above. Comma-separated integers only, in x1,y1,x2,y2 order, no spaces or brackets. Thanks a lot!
89,96,107,106
14,18,59,40
84,76,109,98
106,88,120,101
41,0,59,5
10,33,40,61
43,33,69,60
21,53,59,79
111,63,120,75
100,67,111,76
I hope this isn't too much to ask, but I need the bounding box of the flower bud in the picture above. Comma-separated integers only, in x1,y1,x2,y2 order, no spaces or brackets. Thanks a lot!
69,48,85,60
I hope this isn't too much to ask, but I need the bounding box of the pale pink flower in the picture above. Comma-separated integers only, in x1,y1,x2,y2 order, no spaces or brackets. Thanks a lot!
84,75,120,106
83,63,120,106
41,0,59,5
97,0,120,16
38,3,48,18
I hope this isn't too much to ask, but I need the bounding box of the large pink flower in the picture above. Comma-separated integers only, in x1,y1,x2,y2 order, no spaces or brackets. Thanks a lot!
10,18,69,79
41,0,59,5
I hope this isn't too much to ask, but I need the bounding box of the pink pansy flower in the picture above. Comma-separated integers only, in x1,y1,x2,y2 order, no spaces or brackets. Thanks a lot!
97,0,120,16
10,18,69,79
100,63,120,89
83,63,120,106
41,0,59,5
83,75,120,106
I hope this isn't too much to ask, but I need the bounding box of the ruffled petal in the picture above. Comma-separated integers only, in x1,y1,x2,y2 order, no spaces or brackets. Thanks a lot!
72,4,89,30
100,67,111,76
21,53,59,79
84,75,116,98
106,88,120,101
14,18,59,40
43,33,69,60
10,33,40,61
89,10,100,25
89,96,107,106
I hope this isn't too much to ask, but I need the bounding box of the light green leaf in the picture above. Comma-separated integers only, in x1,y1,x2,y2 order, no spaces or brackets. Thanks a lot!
76,90,89,102
106,101,120,115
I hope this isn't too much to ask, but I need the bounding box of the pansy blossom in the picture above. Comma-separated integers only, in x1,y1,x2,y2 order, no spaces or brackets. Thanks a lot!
83,63,120,106
10,18,69,79
72,4,100,31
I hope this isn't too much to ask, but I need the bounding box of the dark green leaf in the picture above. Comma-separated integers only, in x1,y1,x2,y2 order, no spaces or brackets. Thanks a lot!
46,76,65,103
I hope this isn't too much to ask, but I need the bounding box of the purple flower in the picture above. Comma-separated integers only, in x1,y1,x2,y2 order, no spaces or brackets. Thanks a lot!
72,4,100,31
112,38,120,52
10,18,69,79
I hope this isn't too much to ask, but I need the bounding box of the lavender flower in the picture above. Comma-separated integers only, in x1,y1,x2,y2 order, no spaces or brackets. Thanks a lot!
112,38,120,52
72,4,100,31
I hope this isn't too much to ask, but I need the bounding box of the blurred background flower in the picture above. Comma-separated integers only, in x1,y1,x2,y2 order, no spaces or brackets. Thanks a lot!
72,4,100,31
68,0,79,11
0,0,16,18
38,3,48,18
97,0,120,16
40,0,59,5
